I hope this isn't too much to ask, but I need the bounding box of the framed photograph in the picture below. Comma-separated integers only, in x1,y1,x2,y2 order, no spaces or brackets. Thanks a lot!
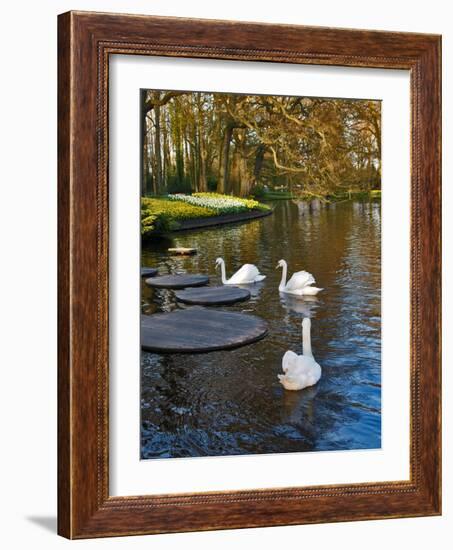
58,11,441,538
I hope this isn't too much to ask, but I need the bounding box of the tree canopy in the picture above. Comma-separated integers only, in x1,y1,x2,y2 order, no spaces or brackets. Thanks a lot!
141,90,381,199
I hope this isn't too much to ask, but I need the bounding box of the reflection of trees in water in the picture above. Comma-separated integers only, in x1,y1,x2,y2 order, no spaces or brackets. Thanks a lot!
142,353,192,434
293,199,324,217
141,285,178,314
344,202,381,330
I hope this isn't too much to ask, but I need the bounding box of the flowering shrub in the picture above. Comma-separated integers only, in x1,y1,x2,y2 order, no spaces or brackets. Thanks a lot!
169,193,245,214
169,193,271,214
141,197,216,236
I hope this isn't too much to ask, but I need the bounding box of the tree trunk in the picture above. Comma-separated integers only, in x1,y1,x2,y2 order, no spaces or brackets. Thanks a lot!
140,90,149,196
175,108,184,186
183,135,189,186
191,110,199,192
197,97,208,192
231,149,240,196
143,132,149,196
154,101,162,194
253,144,266,187
239,156,249,196
199,142,208,192
218,123,233,194
237,130,250,197
162,111,170,191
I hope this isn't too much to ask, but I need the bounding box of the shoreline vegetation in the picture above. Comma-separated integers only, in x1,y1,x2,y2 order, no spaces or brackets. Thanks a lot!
141,192,271,236
256,189,381,202
141,190,381,237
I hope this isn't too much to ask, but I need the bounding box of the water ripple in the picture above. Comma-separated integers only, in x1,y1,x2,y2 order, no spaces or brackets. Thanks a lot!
141,200,381,458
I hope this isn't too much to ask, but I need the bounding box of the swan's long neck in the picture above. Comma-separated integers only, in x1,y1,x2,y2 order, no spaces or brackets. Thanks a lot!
219,259,227,284
302,318,313,358
279,261,288,291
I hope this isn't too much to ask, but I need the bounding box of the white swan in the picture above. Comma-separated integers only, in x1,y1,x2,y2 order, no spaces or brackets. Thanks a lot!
278,318,322,391
215,257,266,285
276,259,323,296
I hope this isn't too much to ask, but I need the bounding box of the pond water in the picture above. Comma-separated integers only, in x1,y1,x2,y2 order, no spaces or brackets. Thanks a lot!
141,199,381,459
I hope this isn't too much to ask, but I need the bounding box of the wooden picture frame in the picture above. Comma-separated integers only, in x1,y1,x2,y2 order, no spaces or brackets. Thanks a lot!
58,10,441,539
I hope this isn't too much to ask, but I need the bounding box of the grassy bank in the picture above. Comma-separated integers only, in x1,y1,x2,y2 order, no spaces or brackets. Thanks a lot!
256,190,295,200
254,189,381,202
141,193,271,236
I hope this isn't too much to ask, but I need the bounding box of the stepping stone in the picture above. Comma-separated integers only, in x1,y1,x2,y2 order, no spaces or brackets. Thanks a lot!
141,307,267,353
145,274,209,289
168,247,197,255
175,285,250,306
141,267,158,278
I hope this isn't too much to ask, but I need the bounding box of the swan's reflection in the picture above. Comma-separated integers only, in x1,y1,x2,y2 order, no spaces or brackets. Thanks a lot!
235,281,265,299
279,293,319,317
280,383,320,424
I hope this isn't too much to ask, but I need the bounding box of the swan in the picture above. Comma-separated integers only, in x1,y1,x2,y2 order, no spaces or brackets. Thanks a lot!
278,318,322,391
215,257,266,285
276,259,323,296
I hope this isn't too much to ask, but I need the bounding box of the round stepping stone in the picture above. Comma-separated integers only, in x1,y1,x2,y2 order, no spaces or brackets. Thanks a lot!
141,307,267,353
175,285,250,306
141,267,158,278
145,274,209,289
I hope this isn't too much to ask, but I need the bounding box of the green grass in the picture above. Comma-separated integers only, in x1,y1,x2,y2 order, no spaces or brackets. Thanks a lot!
258,191,294,200
254,189,381,202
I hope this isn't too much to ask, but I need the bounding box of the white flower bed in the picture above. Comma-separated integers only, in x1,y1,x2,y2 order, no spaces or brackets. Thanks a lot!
168,194,247,213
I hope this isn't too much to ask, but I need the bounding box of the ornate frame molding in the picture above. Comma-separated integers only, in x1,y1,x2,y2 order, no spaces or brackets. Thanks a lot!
58,11,441,538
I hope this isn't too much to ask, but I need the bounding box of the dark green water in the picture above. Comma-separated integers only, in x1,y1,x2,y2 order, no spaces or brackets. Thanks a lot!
141,199,381,459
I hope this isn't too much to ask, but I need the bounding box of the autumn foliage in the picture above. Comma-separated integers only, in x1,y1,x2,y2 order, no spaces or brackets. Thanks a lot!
142,91,381,199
